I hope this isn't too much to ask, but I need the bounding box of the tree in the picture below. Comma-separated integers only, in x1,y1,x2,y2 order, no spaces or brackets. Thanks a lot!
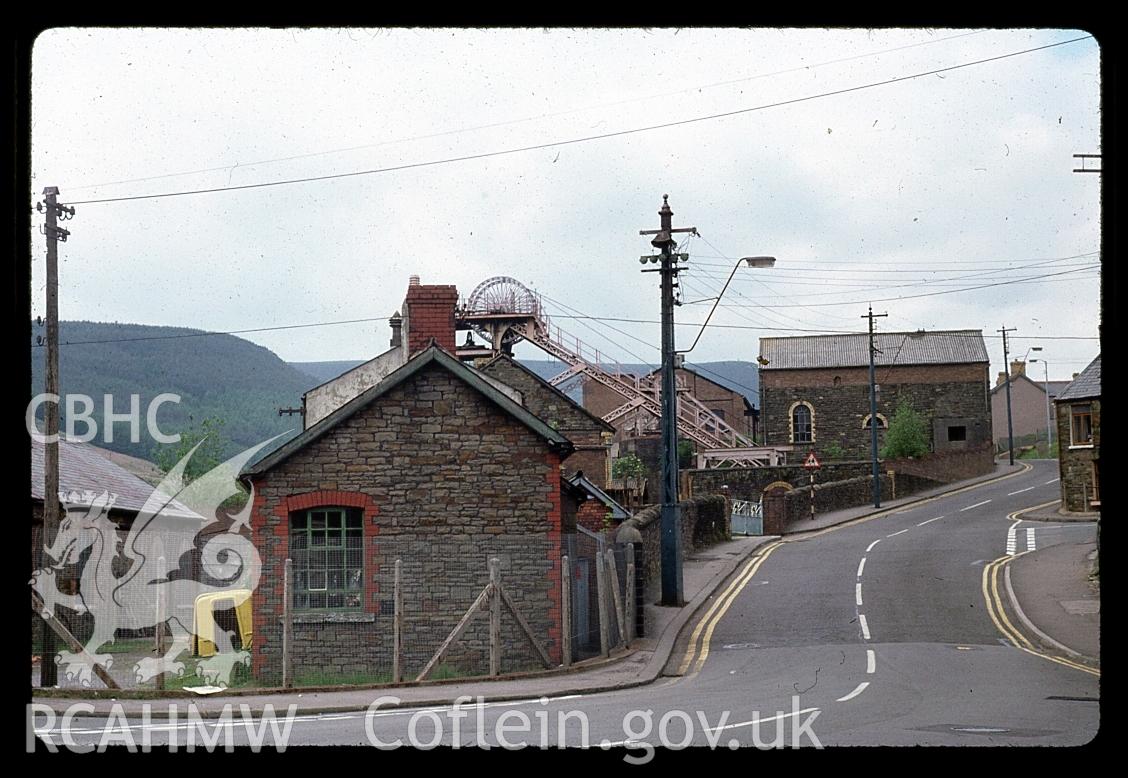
153,416,231,483
677,438,695,469
880,401,930,459
612,454,647,514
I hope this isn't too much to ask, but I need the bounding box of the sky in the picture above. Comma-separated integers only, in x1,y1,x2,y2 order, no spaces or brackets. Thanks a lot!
29,27,1103,385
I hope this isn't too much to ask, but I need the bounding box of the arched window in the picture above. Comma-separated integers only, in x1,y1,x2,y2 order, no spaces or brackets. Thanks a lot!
790,402,814,443
861,413,888,430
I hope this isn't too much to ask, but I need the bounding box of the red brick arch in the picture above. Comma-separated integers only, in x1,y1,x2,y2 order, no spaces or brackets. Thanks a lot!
274,490,379,522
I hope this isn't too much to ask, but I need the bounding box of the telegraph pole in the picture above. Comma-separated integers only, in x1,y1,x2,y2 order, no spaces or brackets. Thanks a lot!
862,306,887,508
999,326,1017,465
639,195,695,607
36,186,74,687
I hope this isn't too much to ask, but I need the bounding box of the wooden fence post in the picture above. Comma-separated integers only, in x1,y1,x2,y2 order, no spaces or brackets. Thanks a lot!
561,555,572,667
282,558,293,689
595,548,609,658
155,556,166,690
625,544,636,647
606,548,625,648
393,558,403,683
489,557,501,676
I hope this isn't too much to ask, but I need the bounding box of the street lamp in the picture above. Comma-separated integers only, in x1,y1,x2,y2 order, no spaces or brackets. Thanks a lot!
679,256,776,356
1029,356,1053,454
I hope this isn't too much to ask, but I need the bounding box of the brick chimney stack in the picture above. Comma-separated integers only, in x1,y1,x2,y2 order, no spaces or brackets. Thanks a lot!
402,277,459,355
1010,359,1026,378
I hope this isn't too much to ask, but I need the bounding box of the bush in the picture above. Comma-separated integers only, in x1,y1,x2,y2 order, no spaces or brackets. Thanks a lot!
880,401,930,459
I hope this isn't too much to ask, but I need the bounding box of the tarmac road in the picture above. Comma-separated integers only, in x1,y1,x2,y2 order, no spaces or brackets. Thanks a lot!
31,460,1098,753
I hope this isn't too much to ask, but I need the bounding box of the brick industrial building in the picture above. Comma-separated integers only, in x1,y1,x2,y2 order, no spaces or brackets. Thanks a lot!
758,330,992,471
1054,354,1100,512
582,365,758,441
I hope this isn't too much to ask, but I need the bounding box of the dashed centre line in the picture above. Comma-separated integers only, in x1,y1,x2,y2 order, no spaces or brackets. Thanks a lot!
859,614,871,640
960,499,992,512
857,557,866,577
1044,478,1060,484
917,516,944,526
887,529,908,538
1008,486,1036,496
865,539,882,553
856,582,863,606
866,649,876,674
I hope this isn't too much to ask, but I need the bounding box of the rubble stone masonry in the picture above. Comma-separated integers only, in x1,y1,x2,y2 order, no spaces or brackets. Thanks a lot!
248,362,564,682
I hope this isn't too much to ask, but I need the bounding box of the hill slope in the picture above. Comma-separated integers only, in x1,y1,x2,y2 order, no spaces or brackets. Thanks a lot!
31,322,316,462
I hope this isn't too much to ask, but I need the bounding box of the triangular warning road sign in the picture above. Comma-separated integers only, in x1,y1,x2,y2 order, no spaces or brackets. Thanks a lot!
803,451,821,470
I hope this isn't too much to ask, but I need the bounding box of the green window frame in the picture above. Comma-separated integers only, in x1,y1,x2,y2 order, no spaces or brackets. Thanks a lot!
289,508,364,610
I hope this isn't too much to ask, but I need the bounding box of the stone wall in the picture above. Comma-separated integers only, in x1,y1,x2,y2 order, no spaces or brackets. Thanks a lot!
883,443,995,483
761,363,991,459
688,461,875,502
620,495,729,601
481,356,613,487
778,472,940,528
247,362,564,683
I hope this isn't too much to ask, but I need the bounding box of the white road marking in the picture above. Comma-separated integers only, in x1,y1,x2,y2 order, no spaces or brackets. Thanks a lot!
886,529,908,538
866,649,876,674
865,539,882,553
1006,520,1021,556
859,614,871,640
1044,478,1060,484
917,516,944,526
836,682,870,702
856,583,863,606
1026,527,1036,551
1008,486,1036,496
959,499,991,512
857,558,866,577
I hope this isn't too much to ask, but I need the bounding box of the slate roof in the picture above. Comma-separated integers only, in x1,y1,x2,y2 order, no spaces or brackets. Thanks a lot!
566,471,631,521
31,437,200,518
759,330,988,370
990,375,1074,398
1055,355,1101,402
243,345,574,477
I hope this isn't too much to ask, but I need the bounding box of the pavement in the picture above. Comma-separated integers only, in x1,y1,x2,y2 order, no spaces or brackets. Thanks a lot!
34,459,1091,718
1004,514,1100,665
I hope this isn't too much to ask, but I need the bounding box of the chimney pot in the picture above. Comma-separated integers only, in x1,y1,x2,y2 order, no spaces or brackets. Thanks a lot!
409,275,420,287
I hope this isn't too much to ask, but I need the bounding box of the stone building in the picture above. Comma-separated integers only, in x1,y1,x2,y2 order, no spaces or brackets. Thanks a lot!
479,354,615,487
758,330,992,469
1054,355,1100,512
989,360,1071,450
242,345,573,681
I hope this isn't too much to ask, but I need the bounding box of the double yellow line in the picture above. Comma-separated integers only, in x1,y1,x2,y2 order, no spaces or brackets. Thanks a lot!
674,540,784,678
981,553,1099,677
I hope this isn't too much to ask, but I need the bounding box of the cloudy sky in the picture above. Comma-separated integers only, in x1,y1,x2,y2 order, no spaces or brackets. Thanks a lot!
30,27,1102,383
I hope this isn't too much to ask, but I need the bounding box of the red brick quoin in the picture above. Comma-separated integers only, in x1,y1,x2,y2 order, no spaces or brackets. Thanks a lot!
248,486,380,672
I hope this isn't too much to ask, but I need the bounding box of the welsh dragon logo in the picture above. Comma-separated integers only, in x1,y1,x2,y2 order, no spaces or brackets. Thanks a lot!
31,436,282,688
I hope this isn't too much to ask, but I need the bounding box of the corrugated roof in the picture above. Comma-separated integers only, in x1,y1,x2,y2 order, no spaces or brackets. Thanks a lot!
759,330,988,370
31,437,201,518
1055,355,1100,401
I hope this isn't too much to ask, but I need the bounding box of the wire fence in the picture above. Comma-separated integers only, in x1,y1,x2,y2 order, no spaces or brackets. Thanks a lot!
32,516,642,692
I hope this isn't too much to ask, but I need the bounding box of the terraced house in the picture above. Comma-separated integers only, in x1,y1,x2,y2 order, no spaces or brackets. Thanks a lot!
758,330,992,473
1054,355,1100,512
